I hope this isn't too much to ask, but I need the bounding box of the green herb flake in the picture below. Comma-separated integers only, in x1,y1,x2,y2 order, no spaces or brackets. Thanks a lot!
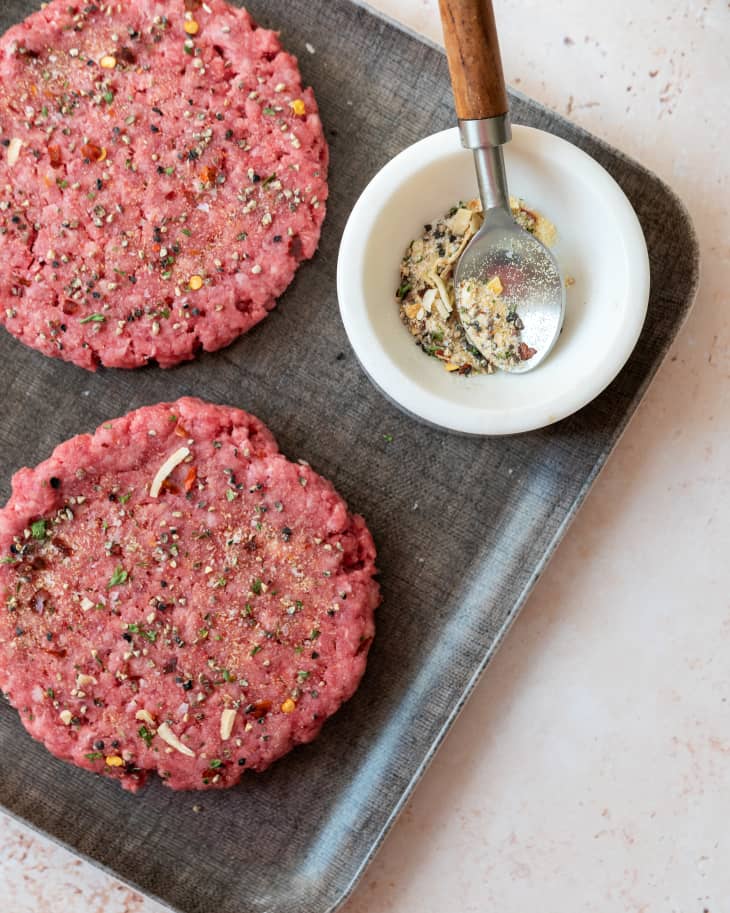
251,578,263,595
138,725,153,747
198,627,209,640
396,281,412,299
297,670,310,683
383,433,394,444
141,629,157,643
108,566,128,588
262,107,276,115
118,491,132,504
225,488,237,502
209,759,222,769
310,628,320,641
85,751,104,761
79,313,106,324
250,644,263,657
126,623,140,633
30,519,47,540
103,90,115,104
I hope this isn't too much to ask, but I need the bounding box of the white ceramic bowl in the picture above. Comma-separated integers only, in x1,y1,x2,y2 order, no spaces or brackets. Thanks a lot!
337,125,650,435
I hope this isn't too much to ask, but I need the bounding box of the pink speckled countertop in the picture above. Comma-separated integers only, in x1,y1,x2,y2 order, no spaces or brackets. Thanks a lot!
2,1,729,911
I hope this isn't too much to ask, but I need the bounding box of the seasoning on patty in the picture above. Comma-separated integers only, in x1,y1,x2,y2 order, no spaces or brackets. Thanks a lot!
0,398,379,792
0,0,328,370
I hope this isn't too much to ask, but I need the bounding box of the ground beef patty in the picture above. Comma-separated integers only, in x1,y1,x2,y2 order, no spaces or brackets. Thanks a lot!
0,0,328,370
0,399,378,792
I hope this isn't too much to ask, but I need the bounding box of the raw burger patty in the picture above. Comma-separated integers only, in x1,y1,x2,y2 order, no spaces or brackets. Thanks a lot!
0,0,328,370
0,398,378,792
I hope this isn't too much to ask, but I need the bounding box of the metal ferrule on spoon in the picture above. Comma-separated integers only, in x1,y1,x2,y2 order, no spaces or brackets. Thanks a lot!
461,118,511,214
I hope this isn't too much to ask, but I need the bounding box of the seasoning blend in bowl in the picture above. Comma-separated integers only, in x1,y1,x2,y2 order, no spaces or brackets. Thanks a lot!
397,197,556,375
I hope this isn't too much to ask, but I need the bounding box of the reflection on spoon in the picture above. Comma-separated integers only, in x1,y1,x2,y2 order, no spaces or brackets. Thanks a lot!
457,273,536,370
454,205,565,375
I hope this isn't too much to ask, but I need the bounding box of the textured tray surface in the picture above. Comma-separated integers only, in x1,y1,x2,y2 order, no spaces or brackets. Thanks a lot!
0,2,698,913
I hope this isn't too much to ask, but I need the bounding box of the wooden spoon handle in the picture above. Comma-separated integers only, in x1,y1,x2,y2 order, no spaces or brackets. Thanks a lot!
438,0,509,121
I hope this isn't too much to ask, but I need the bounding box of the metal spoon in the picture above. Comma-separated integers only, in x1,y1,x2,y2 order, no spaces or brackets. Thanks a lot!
439,0,565,373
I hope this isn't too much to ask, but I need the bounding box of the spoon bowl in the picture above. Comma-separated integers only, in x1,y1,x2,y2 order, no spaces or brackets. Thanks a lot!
455,206,566,373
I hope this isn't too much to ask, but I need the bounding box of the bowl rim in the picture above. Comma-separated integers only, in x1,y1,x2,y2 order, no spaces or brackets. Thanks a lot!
337,125,651,436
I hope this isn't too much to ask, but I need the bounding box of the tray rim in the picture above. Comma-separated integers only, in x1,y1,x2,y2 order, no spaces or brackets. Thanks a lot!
0,2,700,912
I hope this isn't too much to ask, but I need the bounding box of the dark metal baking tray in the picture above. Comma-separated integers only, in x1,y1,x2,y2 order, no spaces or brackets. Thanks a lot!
0,1,698,912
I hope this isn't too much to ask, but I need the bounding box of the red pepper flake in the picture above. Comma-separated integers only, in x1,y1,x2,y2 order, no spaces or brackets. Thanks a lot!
48,145,63,168
174,423,190,438
80,142,106,163
199,165,217,184
184,466,197,492
119,46,137,65
518,342,537,361
246,699,272,719
43,645,68,658
160,479,179,494
184,0,202,9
